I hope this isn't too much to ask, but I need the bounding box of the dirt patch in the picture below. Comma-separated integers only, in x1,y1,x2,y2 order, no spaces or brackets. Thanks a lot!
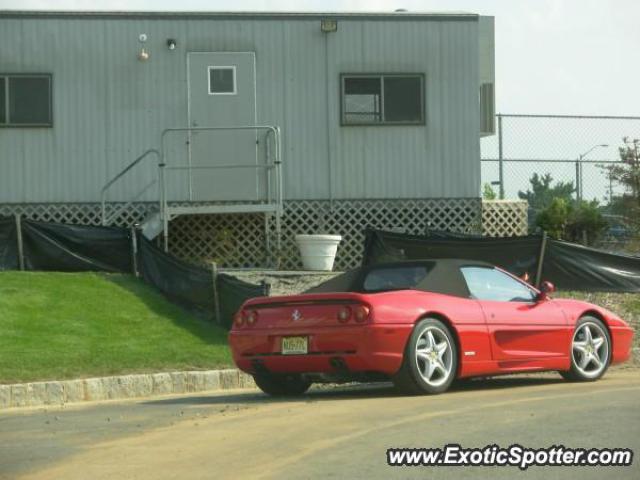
222,270,341,297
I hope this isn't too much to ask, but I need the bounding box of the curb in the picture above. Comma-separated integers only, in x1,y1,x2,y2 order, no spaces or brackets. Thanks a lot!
0,369,256,409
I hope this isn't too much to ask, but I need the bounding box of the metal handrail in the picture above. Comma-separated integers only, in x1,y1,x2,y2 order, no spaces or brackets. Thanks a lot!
100,148,161,225
100,127,283,258
102,178,157,226
165,163,276,171
159,126,283,250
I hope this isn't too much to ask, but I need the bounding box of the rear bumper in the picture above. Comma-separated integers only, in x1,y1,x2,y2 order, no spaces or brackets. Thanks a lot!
228,324,412,376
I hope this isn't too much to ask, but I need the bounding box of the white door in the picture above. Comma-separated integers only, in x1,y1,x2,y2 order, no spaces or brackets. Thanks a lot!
187,52,258,201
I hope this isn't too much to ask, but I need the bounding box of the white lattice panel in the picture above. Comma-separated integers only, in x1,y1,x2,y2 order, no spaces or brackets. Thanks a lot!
168,198,481,270
0,203,155,227
482,200,529,237
1,199,484,270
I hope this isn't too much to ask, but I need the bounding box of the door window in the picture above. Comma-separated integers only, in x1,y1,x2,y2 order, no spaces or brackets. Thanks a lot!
208,66,236,95
461,267,536,302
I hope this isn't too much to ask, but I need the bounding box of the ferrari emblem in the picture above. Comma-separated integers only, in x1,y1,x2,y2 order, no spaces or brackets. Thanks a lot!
291,310,302,321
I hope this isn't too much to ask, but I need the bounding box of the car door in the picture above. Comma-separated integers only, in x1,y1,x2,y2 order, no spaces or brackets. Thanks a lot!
460,267,570,361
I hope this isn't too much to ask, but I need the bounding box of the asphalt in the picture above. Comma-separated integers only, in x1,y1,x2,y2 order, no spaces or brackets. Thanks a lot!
1,368,639,480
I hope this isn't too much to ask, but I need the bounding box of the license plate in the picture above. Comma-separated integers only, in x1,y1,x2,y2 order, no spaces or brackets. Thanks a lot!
281,336,308,355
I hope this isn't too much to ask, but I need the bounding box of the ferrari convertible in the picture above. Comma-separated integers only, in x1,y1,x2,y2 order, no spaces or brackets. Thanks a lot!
228,259,634,396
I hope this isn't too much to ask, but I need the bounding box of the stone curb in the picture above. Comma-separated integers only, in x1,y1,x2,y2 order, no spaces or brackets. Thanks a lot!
0,369,256,409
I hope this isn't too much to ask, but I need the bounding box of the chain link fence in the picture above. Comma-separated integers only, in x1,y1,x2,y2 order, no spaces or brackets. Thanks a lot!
481,114,640,253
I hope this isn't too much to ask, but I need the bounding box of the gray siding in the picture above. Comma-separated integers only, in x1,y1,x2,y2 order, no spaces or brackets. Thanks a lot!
0,14,484,203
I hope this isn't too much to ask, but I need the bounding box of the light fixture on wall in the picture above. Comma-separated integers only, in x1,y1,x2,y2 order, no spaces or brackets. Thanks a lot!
320,19,338,33
167,39,177,50
137,33,150,62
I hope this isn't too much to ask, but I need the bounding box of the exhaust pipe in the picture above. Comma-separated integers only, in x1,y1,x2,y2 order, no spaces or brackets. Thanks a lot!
251,359,269,375
329,357,349,373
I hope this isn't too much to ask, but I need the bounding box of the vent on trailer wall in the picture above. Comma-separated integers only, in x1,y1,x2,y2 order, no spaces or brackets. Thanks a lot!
480,82,495,136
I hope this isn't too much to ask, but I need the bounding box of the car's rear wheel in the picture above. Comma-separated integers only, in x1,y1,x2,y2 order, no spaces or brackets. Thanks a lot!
252,373,312,396
560,316,611,382
393,318,458,395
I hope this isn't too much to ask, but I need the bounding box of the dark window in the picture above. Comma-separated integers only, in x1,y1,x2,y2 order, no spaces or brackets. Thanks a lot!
341,74,424,125
343,77,382,123
480,82,495,133
363,265,430,292
0,74,52,127
461,267,536,302
0,78,5,124
208,67,236,94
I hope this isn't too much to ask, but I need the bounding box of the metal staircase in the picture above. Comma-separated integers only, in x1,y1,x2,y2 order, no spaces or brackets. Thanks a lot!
100,125,283,258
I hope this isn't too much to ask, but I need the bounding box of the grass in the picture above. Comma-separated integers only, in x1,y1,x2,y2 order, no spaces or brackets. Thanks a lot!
0,272,232,384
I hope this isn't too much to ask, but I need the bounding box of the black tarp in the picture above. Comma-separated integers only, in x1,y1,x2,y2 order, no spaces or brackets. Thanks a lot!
0,216,19,270
137,235,217,316
21,219,133,272
137,235,267,324
362,228,640,293
544,240,640,293
363,229,542,278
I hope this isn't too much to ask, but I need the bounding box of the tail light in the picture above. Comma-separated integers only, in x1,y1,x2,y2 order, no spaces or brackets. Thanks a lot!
242,309,259,326
235,309,258,327
337,306,352,323
245,310,258,325
337,305,370,323
353,305,370,323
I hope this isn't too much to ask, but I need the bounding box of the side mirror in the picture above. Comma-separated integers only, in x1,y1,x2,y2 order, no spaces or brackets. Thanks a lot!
537,281,556,301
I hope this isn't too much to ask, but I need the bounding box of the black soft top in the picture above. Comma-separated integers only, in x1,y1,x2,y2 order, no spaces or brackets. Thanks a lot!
306,259,494,298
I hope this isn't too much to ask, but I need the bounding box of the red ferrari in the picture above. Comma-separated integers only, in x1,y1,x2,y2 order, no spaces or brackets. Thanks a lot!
229,260,634,396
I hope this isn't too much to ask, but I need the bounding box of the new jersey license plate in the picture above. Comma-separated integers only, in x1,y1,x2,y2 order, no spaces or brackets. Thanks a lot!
281,336,308,355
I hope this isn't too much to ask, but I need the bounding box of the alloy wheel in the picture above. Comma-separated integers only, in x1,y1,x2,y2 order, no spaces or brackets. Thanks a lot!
414,326,454,387
572,321,609,378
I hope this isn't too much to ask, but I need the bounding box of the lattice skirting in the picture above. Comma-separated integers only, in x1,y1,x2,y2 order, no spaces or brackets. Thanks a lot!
481,200,529,237
169,198,482,270
0,198,528,270
0,202,155,227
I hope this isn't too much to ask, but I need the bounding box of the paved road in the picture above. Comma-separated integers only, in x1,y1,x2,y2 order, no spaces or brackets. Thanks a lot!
2,369,639,480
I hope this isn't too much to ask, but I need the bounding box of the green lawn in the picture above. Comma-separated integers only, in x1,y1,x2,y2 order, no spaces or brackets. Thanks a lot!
0,272,232,384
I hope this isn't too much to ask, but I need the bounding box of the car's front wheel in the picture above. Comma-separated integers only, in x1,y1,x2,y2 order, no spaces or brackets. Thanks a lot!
560,316,611,382
252,373,312,396
393,318,458,395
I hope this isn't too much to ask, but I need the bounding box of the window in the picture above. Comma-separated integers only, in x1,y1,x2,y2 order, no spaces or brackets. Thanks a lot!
341,74,424,125
362,265,431,292
208,66,236,95
461,267,536,302
0,74,52,127
480,82,495,134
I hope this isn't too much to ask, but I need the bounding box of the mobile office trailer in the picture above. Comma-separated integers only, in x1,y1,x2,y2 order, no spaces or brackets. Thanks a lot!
0,10,494,268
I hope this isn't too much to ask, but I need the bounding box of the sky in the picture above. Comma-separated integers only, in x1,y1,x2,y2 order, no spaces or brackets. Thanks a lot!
2,0,639,116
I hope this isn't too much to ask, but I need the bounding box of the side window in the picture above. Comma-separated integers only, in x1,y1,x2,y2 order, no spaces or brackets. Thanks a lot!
341,74,424,125
461,267,536,302
0,74,53,127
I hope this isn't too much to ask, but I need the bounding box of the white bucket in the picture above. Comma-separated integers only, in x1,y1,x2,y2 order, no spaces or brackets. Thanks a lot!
295,234,342,271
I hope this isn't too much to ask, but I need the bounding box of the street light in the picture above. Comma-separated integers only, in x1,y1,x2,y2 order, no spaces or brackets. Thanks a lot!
576,144,608,202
